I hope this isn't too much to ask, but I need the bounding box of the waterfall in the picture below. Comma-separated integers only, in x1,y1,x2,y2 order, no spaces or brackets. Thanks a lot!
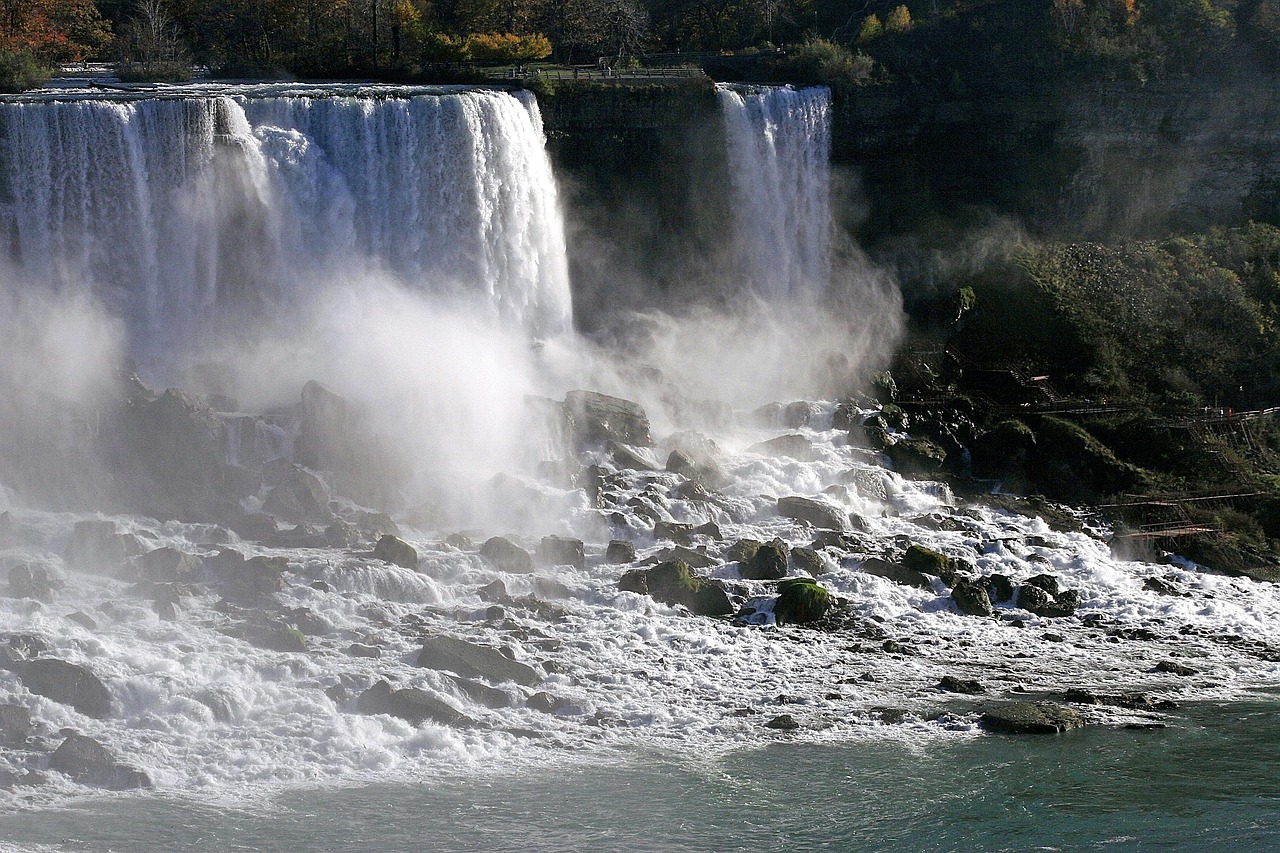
716,84,832,299
0,89,573,358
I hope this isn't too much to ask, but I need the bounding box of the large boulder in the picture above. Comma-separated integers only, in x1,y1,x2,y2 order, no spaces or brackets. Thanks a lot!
49,734,151,788
0,704,32,745
777,496,846,531
739,539,788,580
746,434,813,462
8,565,56,602
479,537,534,573
861,557,933,589
662,431,729,488
134,547,203,583
64,520,146,575
416,636,541,686
980,702,1083,734
357,680,472,726
539,535,585,569
212,552,288,602
21,659,113,718
902,545,959,584
566,390,652,448
296,380,406,508
883,436,948,477
619,560,734,617
373,535,418,570
262,465,333,525
951,578,995,617
1016,583,1080,617
605,540,636,564
774,578,831,625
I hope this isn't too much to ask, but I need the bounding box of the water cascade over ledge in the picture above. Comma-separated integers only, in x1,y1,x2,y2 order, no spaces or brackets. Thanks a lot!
716,84,833,299
0,88,574,358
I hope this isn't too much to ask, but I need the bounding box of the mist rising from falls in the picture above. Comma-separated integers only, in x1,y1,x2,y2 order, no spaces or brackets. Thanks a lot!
0,89,573,359
716,84,833,299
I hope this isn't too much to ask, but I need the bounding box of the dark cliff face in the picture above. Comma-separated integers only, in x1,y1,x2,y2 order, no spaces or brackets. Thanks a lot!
537,75,1280,288
833,76,1280,242
537,83,734,333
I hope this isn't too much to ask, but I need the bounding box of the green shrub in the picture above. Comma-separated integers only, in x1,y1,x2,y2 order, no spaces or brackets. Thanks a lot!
0,48,49,94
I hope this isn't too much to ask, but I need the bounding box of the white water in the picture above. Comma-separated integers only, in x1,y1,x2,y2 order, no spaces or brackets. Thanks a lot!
717,84,833,299
0,84,1278,818
0,87,572,360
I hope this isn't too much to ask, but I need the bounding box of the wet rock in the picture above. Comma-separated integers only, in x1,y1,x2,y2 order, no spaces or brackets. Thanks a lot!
661,545,718,569
135,547,202,582
980,702,1083,734
357,680,472,727
64,520,145,574
784,401,820,428
939,675,985,694
296,380,404,508
606,540,636,564
790,546,825,576
351,511,400,540
727,539,763,564
416,636,541,686
566,390,652,448
1017,583,1079,618
1024,573,1060,596
8,565,55,602
478,579,508,602
883,436,947,477
1143,577,1185,596
66,612,97,631
764,714,800,730
0,704,32,745
662,432,730,488
654,520,694,545
607,441,658,472
739,539,788,580
902,545,958,583
220,553,288,602
49,734,151,789
325,519,361,548
373,535,418,570
539,535,585,569
774,579,831,626
231,513,279,544
346,643,381,659
619,560,734,617
747,434,813,462
250,623,307,653
861,557,932,589
527,691,560,713
1154,660,1198,676
450,676,513,709
479,537,534,573
777,496,846,531
986,573,1015,603
951,579,994,617
263,465,333,525
119,388,228,518
20,659,113,718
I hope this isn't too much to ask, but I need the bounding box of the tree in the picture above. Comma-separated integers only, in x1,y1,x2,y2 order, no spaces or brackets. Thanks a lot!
0,0,111,64
884,3,911,32
857,12,882,42
116,0,191,80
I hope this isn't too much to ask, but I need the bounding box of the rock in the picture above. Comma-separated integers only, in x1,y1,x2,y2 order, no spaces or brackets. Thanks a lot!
790,546,825,576
297,380,404,508
250,623,307,653
527,691,560,713
747,434,813,461
621,560,734,617
986,573,1015,603
902,545,957,582
662,431,730,488
346,643,381,659
566,390,652,448
662,545,718,569
478,580,508,602
263,465,333,524
120,388,229,517
666,449,697,478
416,636,541,686
8,565,55,602
479,537,534,573
832,402,860,431
231,513,279,544
884,436,947,477
135,547,202,582
351,511,400,540
64,520,145,574
777,496,846,531
654,520,694,544
539,536,585,569
1154,660,1198,676
1024,573,1060,596
325,519,361,548
774,579,831,625
373,535,418,570
951,579,994,617
764,714,800,730
739,539,788,580
783,401,819,428
1143,577,1184,596
66,612,97,630
49,734,151,789
861,557,932,589
357,680,471,726
20,659,113,718
606,540,636,564
216,553,288,602
939,675,985,694
607,441,658,472
1017,583,1079,617
981,702,1083,734
0,704,32,745
727,539,763,564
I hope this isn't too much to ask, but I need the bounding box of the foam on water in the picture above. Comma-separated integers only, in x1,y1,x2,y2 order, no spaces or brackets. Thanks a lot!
3,405,1280,811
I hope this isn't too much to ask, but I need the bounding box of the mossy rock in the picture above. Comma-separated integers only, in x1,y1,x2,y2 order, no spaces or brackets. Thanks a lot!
622,560,733,617
727,539,764,564
884,437,947,476
902,545,958,582
373,534,418,570
774,578,831,625
740,539,787,580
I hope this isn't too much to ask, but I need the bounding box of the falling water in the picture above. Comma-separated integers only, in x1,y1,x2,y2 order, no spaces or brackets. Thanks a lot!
716,84,833,299
0,88,573,359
